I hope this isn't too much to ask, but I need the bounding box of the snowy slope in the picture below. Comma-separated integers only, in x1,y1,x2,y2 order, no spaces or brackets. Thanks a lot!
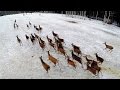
0,13,120,79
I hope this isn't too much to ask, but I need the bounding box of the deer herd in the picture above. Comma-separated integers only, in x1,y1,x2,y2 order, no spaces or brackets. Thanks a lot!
14,18,114,77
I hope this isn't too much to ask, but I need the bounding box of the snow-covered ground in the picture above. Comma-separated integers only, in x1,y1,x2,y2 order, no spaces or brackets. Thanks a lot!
0,13,120,79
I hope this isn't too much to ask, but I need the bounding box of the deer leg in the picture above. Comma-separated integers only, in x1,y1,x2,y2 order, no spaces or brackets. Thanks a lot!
53,64,56,67
109,49,112,53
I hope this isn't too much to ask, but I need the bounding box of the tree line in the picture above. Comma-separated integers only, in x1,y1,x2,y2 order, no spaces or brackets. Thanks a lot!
0,11,120,27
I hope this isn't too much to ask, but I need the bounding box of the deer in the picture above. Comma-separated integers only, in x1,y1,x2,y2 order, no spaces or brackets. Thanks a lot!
52,31,58,37
16,24,19,29
39,37,45,45
31,34,35,40
34,25,37,29
46,36,56,50
29,21,32,26
56,35,65,43
57,43,66,58
47,51,58,66
39,25,42,30
27,24,29,29
95,53,104,64
71,43,81,55
103,42,113,52
54,37,62,45
86,62,97,76
39,56,50,73
67,56,76,69
47,35,52,43
35,27,40,31
71,50,83,68
39,41,45,50
34,33,39,39
84,55,93,66
25,34,29,40
14,23,16,29
91,60,102,76
14,19,16,23
16,35,22,46
30,36,35,44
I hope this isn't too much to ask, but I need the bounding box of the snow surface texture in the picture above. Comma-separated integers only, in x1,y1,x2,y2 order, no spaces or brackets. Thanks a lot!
0,13,120,79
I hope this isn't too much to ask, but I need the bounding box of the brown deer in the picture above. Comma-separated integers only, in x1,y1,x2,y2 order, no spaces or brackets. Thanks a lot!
84,55,93,65
47,51,58,66
91,60,102,76
34,33,39,39
103,42,113,52
39,56,50,73
49,42,56,50
71,43,81,55
67,56,76,69
95,53,104,64
16,35,22,46
57,43,66,58
56,35,65,43
47,35,52,43
86,62,97,76
71,50,83,68
39,37,45,45
39,41,45,50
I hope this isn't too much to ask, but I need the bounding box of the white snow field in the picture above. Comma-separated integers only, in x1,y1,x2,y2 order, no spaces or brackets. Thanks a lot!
0,13,120,79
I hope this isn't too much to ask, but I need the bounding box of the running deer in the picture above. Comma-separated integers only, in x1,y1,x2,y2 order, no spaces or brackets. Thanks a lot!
71,50,83,67
84,55,93,66
57,43,66,58
67,56,76,68
47,35,52,43
27,24,29,29
34,33,39,39
39,41,45,50
103,42,113,51
95,53,104,64
47,36,55,50
39,56,50,73
34,25,37,29
25,34,29,40
47,51,58,66
52,31,58,37
86,62,97,76
39,37,45,44
14,23,18,29
14,19,16,23
30,34,36,44
54,37,62,48
31,34,35,40
91,60,102,75
39,25,42,30
14,23,16,29
16,35,22,46
71,43,81,55
56,35,65,43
